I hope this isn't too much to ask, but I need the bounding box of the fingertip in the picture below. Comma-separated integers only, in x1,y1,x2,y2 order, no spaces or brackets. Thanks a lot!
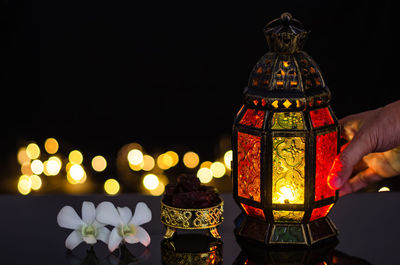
327,157,344,190
328,174,341,190
340,142,349,153
338,182,353,197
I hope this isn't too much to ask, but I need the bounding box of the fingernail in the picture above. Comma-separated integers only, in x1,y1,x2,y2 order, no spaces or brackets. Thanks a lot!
334,176,342,188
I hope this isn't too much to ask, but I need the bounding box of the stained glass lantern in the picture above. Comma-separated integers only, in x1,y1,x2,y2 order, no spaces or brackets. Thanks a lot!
233,13,339,246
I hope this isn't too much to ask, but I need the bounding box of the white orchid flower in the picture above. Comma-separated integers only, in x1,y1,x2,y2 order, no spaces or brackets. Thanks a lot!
96,201,152,252
57,201,110,250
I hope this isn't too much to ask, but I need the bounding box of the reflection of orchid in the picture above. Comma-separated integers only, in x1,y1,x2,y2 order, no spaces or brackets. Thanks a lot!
96,201,152,252
66,245,150,265
66,246,109,265
57,201,110,250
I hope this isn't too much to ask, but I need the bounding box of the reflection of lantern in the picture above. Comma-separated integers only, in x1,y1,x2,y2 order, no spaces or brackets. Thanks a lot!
234,236,338,264
233,13,339,245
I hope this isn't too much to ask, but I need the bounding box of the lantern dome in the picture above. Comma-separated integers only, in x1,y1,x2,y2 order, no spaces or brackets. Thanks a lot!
244,13,330,111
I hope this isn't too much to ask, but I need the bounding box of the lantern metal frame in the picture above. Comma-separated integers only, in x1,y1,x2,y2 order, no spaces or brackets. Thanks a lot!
232,13,340,246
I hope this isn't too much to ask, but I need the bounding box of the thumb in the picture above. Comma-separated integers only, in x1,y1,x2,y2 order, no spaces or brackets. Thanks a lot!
328,132,374,190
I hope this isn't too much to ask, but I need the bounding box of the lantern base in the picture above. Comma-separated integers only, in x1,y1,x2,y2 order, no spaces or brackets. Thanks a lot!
234,213,338,246
234,234,338,264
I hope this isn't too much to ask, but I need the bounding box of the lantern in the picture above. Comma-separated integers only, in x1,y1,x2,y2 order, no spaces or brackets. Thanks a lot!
233,13,339,246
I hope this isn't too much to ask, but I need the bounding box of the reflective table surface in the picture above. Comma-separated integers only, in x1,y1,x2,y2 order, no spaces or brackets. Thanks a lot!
1,192,399,265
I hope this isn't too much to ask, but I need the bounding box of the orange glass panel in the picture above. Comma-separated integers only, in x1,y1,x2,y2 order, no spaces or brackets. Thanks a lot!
315,131,337,201
241,203,265,220
310,204,334,221
272,137,305,204
309,107,334,128
237,132,261,202
240,109,265,128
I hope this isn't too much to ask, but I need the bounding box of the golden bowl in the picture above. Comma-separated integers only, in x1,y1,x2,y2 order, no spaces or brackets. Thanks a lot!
160,198,224,238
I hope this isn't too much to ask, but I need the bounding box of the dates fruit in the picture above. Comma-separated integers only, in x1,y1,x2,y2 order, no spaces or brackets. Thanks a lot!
163,174,220,208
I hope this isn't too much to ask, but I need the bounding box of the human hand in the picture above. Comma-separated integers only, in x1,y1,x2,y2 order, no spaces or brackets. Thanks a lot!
327,101,400,196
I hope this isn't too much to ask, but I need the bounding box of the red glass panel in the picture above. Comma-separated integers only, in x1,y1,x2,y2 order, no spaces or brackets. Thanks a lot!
315,131,337,201
310,204,334,221
309,107,334,128
240,109,266,128
237,132,261,202
241,203,265,220
261,98,267,106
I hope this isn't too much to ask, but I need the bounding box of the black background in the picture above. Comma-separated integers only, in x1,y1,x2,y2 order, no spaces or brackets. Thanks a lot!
0,0,397,180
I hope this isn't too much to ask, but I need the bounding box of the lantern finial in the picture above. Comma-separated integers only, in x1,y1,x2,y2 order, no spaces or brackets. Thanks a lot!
264,12,309,53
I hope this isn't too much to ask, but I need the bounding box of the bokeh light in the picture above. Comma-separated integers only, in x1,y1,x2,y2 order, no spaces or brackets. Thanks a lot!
156,154,169,170
197,168,213,183
31,159,44,175
143,174,159,190
91,155,107,172
69,150,83,164
26,143,40,159
17,175,32,195
21,162,33,175
14,137,234,195
69,164,85,182
165,151,179,167
30,175,42,190
149,182,165,196
129,160,144,171
17,148,30,165
127,149,143,166
44,138,59,154
104,178,120,195
224,150,233,170
46,156,62,176
200,161,212,169
183,151,199,168
65,162,73,172
142,155,155,171
210,162,226,178
43,161,49,176
67,168,87,185
379,186,390,192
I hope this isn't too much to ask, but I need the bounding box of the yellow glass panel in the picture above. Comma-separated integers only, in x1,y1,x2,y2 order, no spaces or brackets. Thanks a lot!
272,137,305,204
273,210,304,223
271,112,304,130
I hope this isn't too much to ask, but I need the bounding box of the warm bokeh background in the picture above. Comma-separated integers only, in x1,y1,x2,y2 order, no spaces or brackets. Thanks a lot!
1,0,397,195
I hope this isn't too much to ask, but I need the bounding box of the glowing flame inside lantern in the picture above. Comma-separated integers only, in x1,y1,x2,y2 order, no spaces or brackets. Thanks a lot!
278,185,296,204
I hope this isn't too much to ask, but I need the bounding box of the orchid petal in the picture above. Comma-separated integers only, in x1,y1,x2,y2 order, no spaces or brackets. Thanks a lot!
65,230,83,250
117,207,132,224
135,226,151,247
92,219,105,228
83,236,97,245
108,227,123,252
82,201,96,225
97,226,111,244
129,202,152,226
96,201,123,227
57,206,84,230
124,234,139,244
